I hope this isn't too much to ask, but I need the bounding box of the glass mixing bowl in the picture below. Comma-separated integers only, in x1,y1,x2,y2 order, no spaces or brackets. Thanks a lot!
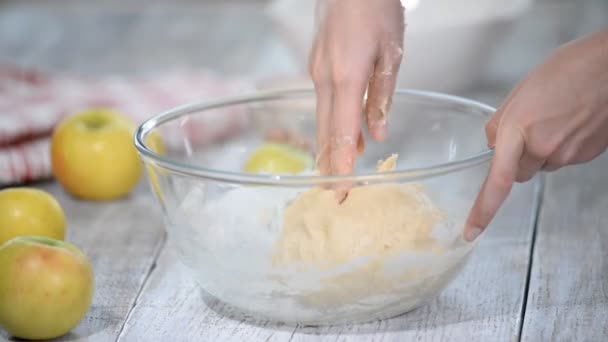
134,88,494,325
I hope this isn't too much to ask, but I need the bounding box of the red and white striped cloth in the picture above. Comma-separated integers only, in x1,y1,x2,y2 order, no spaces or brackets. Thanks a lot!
0,66,252,186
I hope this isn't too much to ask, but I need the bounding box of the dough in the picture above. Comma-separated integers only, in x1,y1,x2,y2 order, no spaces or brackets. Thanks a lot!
272,154,445,269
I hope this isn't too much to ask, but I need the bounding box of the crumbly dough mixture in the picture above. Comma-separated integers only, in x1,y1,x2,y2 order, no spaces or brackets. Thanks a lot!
273,154,445,269
269,154,452,308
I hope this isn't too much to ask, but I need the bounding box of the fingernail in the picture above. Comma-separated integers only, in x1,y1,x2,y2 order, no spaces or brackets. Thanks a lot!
464,226,483,242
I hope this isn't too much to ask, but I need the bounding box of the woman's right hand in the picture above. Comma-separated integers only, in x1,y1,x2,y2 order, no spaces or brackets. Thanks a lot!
309,0,406,199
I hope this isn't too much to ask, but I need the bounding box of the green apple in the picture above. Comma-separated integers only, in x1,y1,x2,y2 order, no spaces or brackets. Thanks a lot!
0,236,94,340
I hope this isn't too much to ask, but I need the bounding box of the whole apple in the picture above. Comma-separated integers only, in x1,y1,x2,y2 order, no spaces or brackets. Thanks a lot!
0,236,94,340
244,142,313,175
0,188,66,246
51,109,142,200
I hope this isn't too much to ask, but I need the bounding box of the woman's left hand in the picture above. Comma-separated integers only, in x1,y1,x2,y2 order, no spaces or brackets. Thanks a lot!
464,30,608,242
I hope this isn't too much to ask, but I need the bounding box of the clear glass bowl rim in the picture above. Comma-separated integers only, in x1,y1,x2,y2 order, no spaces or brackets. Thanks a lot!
134,88,495,186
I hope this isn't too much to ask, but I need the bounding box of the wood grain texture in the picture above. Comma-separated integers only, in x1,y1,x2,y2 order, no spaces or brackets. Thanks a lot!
0,184,165,342
521,153,608,342
118,180,541,342
117,247,297,342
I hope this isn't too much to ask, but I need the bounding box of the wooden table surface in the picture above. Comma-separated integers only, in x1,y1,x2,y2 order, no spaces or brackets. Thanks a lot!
0,1,606,341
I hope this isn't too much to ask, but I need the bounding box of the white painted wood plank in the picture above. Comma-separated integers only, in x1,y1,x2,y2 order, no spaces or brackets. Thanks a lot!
521,153,608,341
119,179,540,342
117,247,296,342
0,183,165,342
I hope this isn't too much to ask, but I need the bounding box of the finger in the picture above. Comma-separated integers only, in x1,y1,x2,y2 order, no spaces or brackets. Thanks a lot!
314,84,333,176
309,20,331,176
515,150,545,183
486,104,511,148
464,125,524,241
365,42,403,142
486,85,522,148
310,29,332,176
330,80,367,201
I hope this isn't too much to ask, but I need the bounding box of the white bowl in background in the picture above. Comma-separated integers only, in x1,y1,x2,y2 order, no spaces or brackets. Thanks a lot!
266,0,533,92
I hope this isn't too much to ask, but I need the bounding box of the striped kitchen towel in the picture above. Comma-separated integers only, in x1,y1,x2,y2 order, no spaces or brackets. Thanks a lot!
0,66,251,186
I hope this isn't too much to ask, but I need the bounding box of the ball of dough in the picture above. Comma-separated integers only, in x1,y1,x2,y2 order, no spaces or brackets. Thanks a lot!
273,182,445,269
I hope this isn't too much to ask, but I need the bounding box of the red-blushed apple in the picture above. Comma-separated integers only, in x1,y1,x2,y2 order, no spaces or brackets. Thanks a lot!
0,236,94,340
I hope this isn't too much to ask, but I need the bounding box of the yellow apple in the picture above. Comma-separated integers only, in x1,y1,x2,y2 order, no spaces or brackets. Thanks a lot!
0,236,94,340
244,142,314,175
0,188,66,246
51,109,142,200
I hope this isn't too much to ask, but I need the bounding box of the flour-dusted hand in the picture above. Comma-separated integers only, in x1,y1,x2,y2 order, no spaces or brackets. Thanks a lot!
310,0,405,199
465,30,608,241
